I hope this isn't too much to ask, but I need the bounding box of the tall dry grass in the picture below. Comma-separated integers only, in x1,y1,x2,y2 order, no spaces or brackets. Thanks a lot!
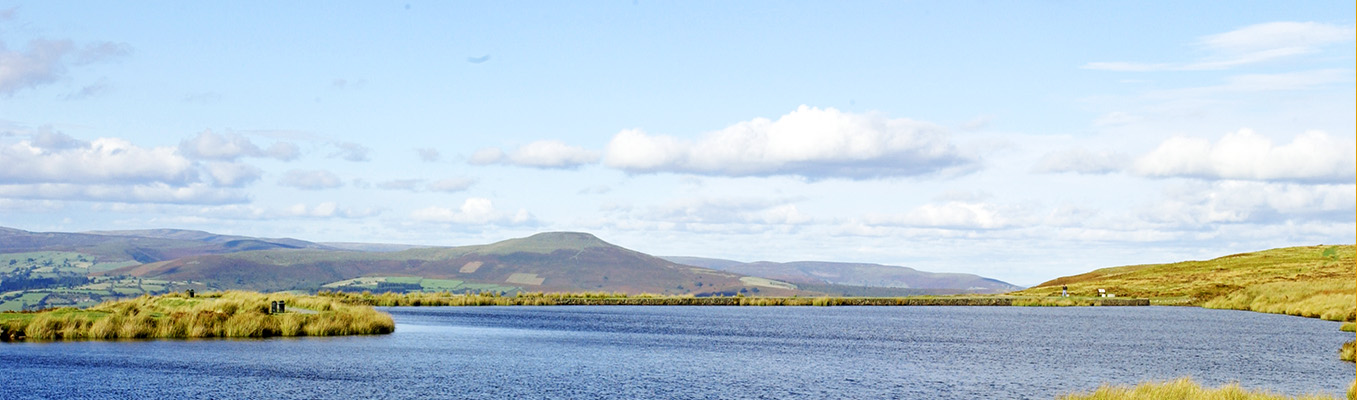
1204,280,1356,322
1058,378,1343,400
0,291,393,341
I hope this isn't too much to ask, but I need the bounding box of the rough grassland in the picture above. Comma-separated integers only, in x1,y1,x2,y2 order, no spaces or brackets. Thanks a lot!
1057,378,1351,400
0,291,393,341
1015,245,1355,322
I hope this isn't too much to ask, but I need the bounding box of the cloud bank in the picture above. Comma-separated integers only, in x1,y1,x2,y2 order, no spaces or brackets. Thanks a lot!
603,106,974,180
1134,129,1354,183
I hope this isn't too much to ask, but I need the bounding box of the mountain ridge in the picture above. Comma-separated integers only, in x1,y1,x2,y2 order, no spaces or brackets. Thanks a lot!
663,256,1020,294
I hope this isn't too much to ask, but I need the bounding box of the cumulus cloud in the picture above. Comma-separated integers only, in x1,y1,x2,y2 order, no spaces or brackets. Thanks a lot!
0,38,131,95
863,201,1016,230
179,130,299,161
411,198,535,225
205,162,263,187
1143,181,1355,226
1084,21,1355,71
1033,149,1130,174
1134,129,1355,183
0,183,246,205
603,105,975,179
30,129,85,151
278,169,343,190
469,140,599,169
0,136,196,185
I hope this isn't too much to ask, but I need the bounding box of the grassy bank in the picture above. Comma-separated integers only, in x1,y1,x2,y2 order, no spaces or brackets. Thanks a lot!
1015,245,1355,322
1057,378,1350,400
0,291,393,341
320,290,1149,307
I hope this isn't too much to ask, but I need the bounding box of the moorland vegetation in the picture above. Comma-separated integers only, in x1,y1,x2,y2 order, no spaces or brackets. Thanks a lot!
0,291,392,341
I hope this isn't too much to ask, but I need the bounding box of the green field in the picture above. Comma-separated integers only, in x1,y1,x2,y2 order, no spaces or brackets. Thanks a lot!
0,277,196,312
0,251,137,274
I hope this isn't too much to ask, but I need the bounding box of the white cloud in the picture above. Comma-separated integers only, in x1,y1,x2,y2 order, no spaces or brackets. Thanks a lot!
377,179,422,191
178,203,381,220
0,38,131,95
281,202,379,218
603,105,975,179
1146,69,1354,99
0,183,246,205
1134,129,1355,182
278,169,343,190
0,136,196,185
205,162,263,187
1084,21,1355,71
1142,181,1355,226
863,201,1016,230
427,177,475,193
411,197,534,225
1033,149,1129,174
469,140,599,169
179,130,299,161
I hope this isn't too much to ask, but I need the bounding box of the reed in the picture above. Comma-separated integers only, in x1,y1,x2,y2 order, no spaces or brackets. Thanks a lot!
317,291,1149,307
0,291,393,341
1058,378,1342,400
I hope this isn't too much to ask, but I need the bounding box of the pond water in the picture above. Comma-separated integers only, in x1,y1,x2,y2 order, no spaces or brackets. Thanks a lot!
1,306,1352,399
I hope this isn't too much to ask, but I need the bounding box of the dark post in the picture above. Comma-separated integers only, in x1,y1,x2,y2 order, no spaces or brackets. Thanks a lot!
187,289,195,298
277,301,285,314
270,301,278,314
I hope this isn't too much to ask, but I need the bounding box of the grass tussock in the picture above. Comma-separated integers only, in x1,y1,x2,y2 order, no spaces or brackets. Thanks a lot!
1058,378,1343,400
0,291,393,341
1341,341,1355,363
1204,280,1356,322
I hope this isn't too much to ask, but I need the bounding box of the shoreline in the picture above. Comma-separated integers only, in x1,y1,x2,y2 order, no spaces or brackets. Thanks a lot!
321,291,1150,307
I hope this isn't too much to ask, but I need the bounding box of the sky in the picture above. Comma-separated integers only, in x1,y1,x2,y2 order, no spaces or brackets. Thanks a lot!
0,1,1353,286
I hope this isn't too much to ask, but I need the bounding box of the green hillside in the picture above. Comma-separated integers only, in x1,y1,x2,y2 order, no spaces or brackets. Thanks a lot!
109,232,803,297
1013,245,1355,321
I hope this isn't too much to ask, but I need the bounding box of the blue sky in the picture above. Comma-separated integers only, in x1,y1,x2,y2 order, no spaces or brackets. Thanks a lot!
1,1,1353,285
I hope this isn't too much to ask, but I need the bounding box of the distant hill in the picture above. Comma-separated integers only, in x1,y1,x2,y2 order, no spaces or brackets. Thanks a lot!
1012,245,1354,321
665,257,1020,294
0,227,330,264
110,232,803,296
